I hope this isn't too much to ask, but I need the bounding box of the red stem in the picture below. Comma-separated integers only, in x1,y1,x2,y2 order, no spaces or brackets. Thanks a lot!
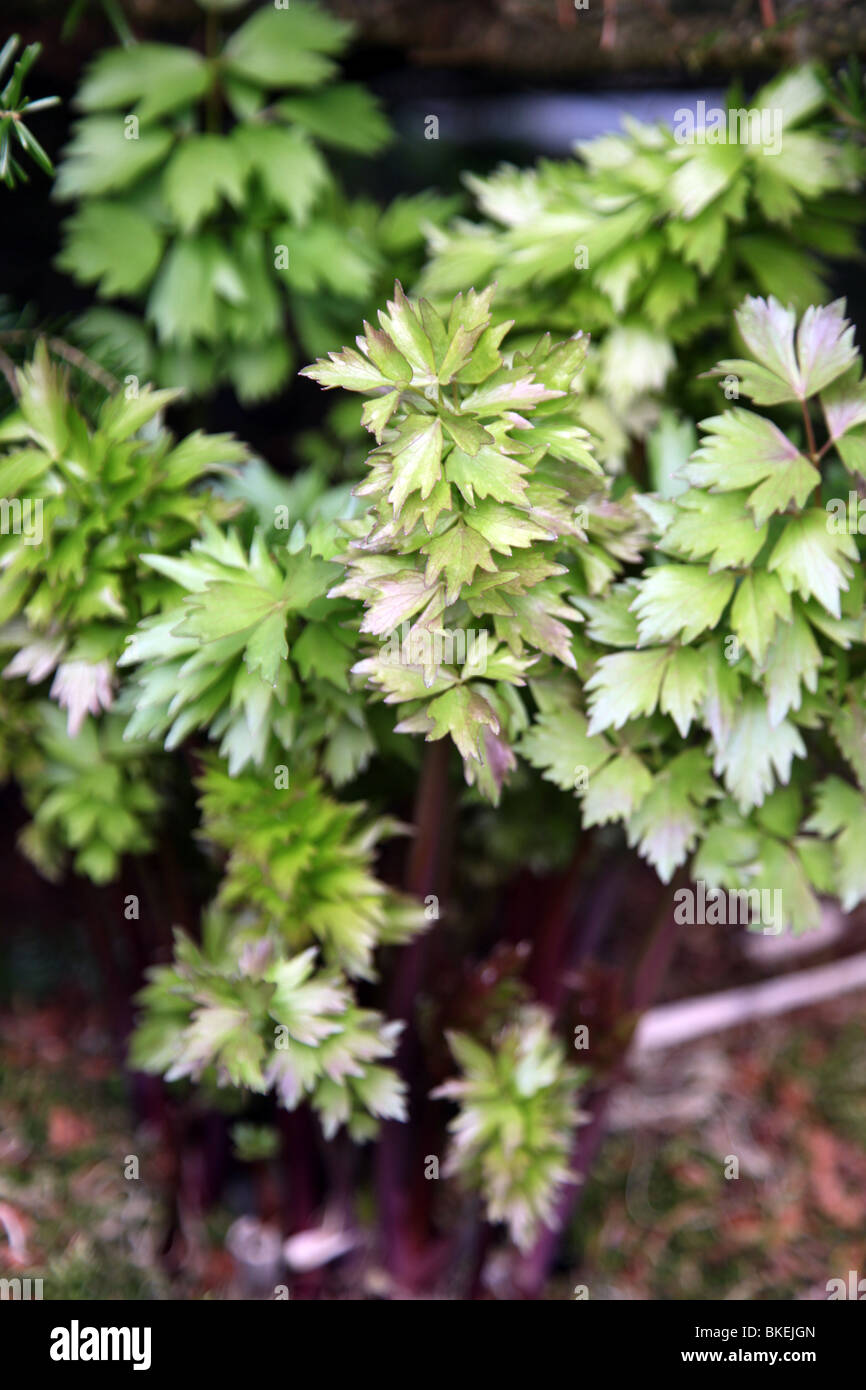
528,836,592,1008
375,738,452,1287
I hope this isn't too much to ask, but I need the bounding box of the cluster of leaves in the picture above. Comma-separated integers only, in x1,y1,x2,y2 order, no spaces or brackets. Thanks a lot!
0,345,246,881
432,1006,587,1249
521,297,866,932
118,484,377,783
131,762,425,1140
418,67,862,468
56,0,454,401
303,282,645,800
0,347,241,734
0,35,58,188
193,757,423,980
16,704,162,884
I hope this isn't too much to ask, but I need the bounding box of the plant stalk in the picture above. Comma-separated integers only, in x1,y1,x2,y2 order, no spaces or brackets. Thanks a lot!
375,737,452,1287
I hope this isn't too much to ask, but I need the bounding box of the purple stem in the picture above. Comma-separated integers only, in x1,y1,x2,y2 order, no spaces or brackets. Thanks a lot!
528,836,593,1009
376,738,452,1286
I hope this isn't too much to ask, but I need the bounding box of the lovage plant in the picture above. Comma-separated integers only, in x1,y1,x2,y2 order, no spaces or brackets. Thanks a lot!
6,7,866,1303
119,278,643,1277
118,509,375,783
303,281,645,801
0,348,243,879
419,67,862,466
523,295,866,932
131,757,425,1142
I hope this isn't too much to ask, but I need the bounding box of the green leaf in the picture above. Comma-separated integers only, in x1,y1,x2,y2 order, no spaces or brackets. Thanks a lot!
276,221,378,301
735,235,827,311
388,419,443,516
55,117,173,198
15,344,70,456
713,692,805,812
177,578,285,644
720,296,858,404
667,142,746,220
658,646,707,736
729,571,792,665
98,385,182,440
162,134,249,233
519,703,611,791
147,237,230,345
423,521,496,603
224,2,350,89
662,490,767,571
762,606,822,726
76,43,209,122
795,300,860,398
829,681,866,790
576,583,640,648
821,368,866,445
57,200,164,295
581,751,652,827
806,778,866,911
376,283,437,378
754,785,803,840
232,126,328,224
425,684,499,763
760,839,822,934
626,750,716,883
0,447,54,495
276,84,391,153
440,415,493,457
359,326,412,384
282,547,340,614
361,390,401,444
754,63,825,128
227,339,293,402
466,498,554,555
445,445,528,509
243,608,290,687
292,622,353,690
767,510,857,619
162,430,248,485
631,565,735,645
302,345,389,393
586,647,671,734
646,408,695,499
75,307,154,379
683,409,820,528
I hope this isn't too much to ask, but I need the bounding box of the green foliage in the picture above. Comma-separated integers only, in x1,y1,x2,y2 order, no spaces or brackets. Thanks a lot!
432,1006,587,1249
17,704,162,884
0,346,242,881
194,757,424,980
119,495,376,782
7,8,866,1277
55,1,453,401
0,36,59,188
303,281,645,799
522,295,866,931
131,767,425,1140
0,345,240,731
418,67,862,468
